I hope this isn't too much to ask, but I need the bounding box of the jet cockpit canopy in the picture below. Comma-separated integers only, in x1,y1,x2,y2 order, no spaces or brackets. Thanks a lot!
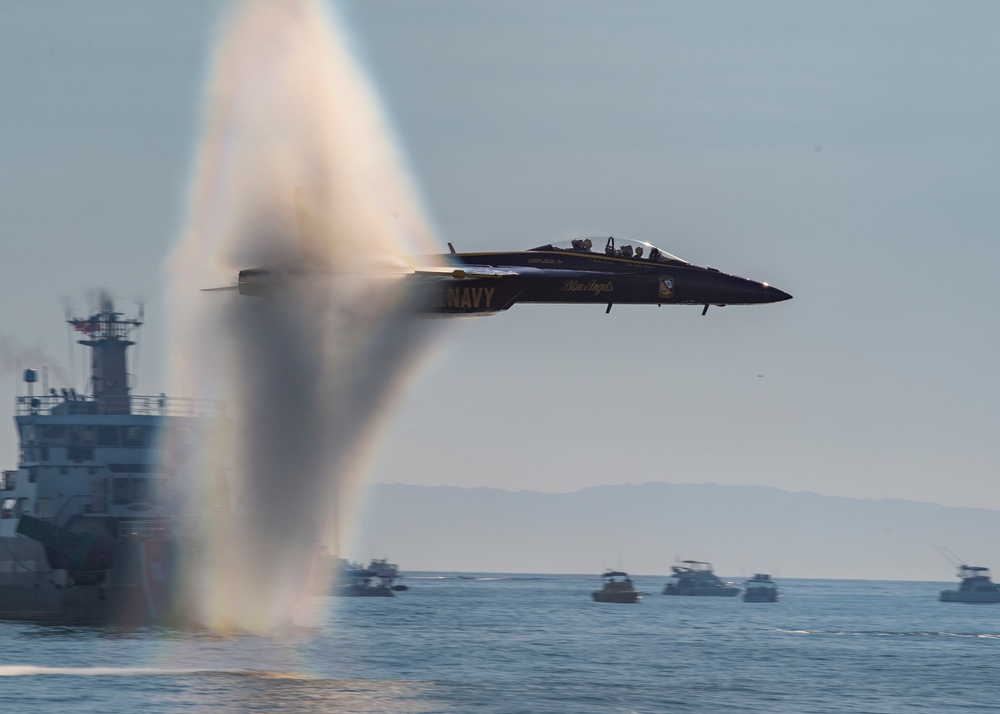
531,236,689,265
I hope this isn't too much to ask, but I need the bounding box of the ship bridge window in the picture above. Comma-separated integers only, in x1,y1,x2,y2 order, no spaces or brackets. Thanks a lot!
122,426,148,447
113,478,129,504
67,446,94,462
97,426,119,446
113,477,152,506
109,464,150,473
39,425,67,445
132,479,151,504
70,425,96,445
1,498,14,518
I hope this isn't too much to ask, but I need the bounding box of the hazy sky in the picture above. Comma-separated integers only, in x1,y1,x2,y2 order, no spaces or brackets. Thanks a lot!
2,1,999,510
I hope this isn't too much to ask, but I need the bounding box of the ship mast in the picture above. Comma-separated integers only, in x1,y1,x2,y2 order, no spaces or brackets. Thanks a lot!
68,295,142,414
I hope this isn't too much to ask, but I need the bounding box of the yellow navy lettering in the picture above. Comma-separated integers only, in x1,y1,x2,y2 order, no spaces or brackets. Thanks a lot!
432,286,496,310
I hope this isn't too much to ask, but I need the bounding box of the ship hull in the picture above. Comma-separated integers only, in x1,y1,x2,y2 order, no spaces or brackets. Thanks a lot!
663,586,740,597
0,536,182,625
592,591,641,603
334,585,394,597
743,590,779,603
939,590,1000,604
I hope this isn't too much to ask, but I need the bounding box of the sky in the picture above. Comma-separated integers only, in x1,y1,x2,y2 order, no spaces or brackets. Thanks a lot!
1,0,999,513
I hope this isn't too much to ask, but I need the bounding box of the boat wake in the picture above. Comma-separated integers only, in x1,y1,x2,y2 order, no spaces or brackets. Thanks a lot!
776,628,1000,638
0,665,225,677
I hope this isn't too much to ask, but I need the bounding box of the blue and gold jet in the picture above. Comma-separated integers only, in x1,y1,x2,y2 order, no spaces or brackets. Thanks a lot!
233,235,791,316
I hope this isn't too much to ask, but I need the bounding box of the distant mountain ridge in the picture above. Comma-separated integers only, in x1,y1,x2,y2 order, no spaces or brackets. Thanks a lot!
353,482,1000,581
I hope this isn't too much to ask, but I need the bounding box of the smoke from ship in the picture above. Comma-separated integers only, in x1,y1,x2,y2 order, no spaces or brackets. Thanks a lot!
165,0,439,631
0,339,70,386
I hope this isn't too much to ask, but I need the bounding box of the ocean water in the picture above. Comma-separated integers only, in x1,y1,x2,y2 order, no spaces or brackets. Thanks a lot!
2,575,999,713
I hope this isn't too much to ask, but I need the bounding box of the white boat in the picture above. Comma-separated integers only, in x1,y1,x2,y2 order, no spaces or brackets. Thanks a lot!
323,556,405,596
0,298,224,624
742,573,780,602
939,565,1000,603
662,560,740,597
366,558,400,580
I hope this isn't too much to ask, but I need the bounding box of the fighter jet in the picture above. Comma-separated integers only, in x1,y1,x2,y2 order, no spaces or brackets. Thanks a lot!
227,235,791,316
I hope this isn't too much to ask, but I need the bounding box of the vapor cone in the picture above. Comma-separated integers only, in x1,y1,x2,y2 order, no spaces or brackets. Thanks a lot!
166,0,439,631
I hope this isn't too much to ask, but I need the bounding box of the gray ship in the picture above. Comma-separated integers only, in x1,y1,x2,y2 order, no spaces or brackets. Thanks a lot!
0,298,224,624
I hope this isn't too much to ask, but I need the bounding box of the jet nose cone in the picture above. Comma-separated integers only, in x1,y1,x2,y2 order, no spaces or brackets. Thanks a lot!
689,270,792,306
763,284,792,303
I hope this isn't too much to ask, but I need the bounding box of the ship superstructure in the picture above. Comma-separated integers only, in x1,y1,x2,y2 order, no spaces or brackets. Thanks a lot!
0,297,224,623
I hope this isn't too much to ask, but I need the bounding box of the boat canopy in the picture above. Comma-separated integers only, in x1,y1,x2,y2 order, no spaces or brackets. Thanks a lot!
678,560,713,571
958,565,992,577
530,237,688,265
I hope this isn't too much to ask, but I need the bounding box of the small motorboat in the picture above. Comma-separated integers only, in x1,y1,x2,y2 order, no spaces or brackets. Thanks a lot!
333,560,396,597
742,573,780,603
592,570,641,603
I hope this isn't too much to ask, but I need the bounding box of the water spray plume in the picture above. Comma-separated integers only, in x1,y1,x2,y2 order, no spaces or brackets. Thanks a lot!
166,0,440,632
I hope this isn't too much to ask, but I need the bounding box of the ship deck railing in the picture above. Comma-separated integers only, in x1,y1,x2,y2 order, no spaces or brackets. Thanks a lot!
16,394,225,418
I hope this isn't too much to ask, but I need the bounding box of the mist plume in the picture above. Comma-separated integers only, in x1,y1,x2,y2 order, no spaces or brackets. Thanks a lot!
166,0,439,631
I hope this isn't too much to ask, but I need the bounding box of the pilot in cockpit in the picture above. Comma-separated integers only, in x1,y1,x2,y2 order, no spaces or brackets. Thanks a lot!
620,245,633,258
634,246,643,259
649,248,660,261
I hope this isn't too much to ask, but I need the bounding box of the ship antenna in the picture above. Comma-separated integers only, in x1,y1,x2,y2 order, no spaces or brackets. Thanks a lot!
65,315,77,392
935,545,964,568
131,300,146,392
